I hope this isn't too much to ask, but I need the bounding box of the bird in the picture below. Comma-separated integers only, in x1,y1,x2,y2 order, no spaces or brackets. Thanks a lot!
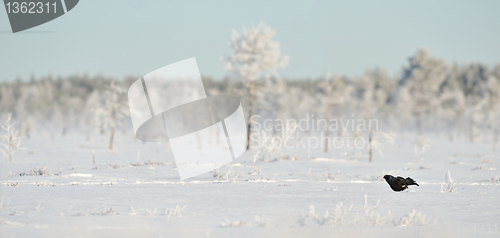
383,175,419,192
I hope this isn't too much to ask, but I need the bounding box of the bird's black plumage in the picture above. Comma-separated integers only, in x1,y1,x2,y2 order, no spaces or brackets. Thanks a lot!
383,175,419,192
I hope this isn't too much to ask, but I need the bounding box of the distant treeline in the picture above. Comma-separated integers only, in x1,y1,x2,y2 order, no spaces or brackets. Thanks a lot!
0,49,499,143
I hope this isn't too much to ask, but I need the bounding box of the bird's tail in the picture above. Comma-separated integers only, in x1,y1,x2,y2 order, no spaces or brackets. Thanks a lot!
406,177,419,186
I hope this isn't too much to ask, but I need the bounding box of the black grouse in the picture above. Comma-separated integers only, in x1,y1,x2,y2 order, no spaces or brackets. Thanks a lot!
383,175,419,192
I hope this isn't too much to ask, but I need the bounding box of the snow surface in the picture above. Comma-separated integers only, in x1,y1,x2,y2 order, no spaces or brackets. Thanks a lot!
0,132,499,238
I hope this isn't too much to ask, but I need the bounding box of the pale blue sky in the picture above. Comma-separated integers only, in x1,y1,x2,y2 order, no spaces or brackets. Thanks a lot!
1,0,499,81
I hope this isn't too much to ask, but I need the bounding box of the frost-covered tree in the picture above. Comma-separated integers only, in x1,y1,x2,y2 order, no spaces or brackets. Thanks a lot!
95,81,128,150
492,65,500,148
254,76,287,135
396,49,448,134
460,63,490,142
318,73,347,152
84,90,102,137
0,113,22,162
366,131,396,163
223,23,289,150
359,67,395,117
356,68,395,160
484,75,500,148
439,63,466,139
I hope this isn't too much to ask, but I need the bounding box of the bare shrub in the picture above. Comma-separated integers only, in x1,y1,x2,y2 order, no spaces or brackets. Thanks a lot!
212,164,239,182
441,171,453,192
18,167,55,176
414,136,430,163
0,113,23,162
166,205,186,221
220,218,246,227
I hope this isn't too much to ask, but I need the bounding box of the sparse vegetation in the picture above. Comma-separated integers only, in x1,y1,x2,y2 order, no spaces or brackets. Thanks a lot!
298,195,437,227
220,218,246,228
16,167,57,176
212,164,239,182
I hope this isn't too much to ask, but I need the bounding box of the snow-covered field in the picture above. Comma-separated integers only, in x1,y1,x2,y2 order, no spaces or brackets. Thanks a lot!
0,132,499,238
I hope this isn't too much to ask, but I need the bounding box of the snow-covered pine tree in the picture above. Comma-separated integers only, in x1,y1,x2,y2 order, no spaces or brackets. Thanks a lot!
95,81,128,150
223,23,289,150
